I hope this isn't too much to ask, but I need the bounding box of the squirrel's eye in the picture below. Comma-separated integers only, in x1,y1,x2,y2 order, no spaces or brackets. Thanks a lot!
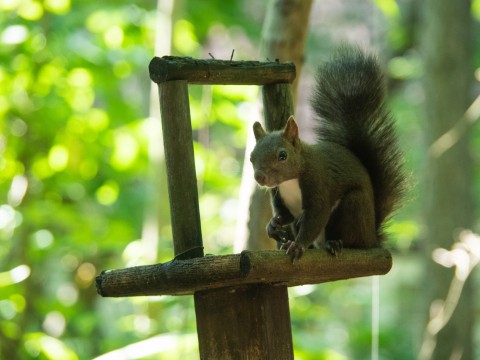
278,150,287,161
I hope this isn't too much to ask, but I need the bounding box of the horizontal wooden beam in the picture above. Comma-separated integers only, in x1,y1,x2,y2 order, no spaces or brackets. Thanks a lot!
149,56,296,85
96,248,392,297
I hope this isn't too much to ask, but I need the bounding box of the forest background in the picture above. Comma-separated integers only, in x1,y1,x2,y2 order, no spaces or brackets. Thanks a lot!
1,0,479,359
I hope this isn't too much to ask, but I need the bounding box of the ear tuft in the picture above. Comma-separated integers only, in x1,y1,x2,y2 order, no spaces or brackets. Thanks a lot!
253,122,266,141
283,116,299,145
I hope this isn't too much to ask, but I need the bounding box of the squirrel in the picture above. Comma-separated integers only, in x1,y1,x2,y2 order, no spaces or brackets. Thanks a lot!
249,46,405,262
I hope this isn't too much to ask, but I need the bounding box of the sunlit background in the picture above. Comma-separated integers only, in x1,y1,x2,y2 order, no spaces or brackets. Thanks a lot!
1,0,479,359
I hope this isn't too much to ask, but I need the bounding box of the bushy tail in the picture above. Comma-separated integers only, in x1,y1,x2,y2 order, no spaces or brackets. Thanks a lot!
311,46,405,235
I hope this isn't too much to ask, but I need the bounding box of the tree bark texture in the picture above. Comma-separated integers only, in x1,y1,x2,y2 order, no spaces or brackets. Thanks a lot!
421,0,474,359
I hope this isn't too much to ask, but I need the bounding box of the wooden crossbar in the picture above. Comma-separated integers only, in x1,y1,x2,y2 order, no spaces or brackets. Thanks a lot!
149,56,296,85
96,248,392,297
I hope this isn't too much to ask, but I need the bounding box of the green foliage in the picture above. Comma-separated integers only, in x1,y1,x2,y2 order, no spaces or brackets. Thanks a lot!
1,0,159,358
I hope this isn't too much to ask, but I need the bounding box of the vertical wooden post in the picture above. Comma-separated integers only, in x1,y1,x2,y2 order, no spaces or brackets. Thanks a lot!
158,80,203,259
262,83,295,131
194,285,294,360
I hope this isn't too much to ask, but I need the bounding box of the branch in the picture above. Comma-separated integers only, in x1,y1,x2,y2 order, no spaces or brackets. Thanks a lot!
96,248,392,297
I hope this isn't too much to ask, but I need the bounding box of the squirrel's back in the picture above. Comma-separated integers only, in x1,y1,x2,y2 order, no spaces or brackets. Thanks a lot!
311,47,405,235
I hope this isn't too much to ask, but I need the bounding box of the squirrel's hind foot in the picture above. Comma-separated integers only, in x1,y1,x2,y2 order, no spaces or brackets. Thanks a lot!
325,239,343,256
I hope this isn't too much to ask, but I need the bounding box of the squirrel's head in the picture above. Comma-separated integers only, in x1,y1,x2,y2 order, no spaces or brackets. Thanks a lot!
250,116,303,188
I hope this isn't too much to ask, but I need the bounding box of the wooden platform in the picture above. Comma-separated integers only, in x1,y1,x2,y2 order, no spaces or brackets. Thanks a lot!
96,248,391,297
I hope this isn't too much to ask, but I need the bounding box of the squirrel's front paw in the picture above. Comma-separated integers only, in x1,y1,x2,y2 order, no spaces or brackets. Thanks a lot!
267,216,290,243
281,240,305,262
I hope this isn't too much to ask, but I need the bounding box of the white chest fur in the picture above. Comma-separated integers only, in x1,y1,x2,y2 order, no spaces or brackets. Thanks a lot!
278,179,303,218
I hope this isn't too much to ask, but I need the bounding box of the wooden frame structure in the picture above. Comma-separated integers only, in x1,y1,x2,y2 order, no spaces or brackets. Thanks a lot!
96,56,392,359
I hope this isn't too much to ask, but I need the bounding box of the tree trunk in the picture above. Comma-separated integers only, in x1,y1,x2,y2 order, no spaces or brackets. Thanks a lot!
243,0,313,251
420,0,474,359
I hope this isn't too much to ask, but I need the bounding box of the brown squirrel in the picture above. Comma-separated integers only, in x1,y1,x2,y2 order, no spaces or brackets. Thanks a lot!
250,47,405,261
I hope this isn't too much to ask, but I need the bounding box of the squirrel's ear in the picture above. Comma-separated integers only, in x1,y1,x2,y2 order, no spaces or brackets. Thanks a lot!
253,122,266,141
283,116,299,145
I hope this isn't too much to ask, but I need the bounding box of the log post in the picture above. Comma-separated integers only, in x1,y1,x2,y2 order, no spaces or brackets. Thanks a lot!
195,285,293,360
158,80,203,259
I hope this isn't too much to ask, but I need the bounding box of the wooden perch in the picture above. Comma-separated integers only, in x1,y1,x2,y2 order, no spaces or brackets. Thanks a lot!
149,56,296,85
96,248,392,297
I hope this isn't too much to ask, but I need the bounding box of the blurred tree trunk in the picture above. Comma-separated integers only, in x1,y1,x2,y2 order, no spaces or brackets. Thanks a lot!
420,0,474,359
245,0,313,250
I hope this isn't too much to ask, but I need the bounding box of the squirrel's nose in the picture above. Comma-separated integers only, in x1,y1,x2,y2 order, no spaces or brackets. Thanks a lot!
254,172,266,185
